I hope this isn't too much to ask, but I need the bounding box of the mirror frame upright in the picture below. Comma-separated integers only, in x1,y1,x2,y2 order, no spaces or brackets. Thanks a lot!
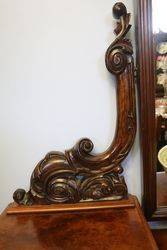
137,0,167,220
11,2,137,210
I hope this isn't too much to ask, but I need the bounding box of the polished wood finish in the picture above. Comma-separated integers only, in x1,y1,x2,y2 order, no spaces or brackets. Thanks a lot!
137,0,167,220
0,196,157,250
13,2,136,207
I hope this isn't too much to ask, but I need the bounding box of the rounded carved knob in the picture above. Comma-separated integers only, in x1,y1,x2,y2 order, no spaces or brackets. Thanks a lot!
113,2,127,19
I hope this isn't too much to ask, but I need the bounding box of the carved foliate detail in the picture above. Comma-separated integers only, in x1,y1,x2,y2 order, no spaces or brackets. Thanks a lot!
13,2,136,206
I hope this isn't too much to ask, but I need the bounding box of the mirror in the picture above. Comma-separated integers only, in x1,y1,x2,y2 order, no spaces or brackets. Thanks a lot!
138,0,167,220
153,0,167,208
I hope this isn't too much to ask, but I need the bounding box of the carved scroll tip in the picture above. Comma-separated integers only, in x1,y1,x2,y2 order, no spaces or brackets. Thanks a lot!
113,2,127,19
13,189,26,204
79,138,94,154
13,189,33,205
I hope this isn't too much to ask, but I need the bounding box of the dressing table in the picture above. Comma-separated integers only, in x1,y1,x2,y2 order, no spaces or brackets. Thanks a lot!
0,196,156,249
0,2,157,249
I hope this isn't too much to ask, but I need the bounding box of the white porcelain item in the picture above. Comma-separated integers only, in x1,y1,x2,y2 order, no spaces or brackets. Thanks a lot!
158,145,167,172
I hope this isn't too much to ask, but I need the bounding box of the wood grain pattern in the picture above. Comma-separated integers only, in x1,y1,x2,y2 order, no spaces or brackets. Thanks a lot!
0,196,157,250
13,2,136,207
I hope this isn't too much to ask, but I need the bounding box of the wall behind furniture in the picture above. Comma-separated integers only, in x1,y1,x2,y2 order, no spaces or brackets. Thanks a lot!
0,0,140,212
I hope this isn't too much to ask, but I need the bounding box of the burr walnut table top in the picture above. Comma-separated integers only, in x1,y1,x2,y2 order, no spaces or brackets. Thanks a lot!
0,195,157,250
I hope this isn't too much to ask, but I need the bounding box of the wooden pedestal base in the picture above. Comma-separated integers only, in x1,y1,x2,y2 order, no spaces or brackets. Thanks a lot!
7,195,134,215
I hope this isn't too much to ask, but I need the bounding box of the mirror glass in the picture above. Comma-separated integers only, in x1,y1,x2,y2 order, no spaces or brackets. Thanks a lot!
153,0,167,207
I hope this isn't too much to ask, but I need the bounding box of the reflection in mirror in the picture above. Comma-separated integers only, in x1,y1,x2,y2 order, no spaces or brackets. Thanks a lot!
153,0,167,207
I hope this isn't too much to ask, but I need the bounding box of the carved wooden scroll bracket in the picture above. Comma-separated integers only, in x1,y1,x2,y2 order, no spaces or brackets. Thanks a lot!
13,2,136,206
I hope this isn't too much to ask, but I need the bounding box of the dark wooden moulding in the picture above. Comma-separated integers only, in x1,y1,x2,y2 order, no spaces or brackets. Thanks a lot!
137,0,167,221
10,2,136,213
137,0,156,221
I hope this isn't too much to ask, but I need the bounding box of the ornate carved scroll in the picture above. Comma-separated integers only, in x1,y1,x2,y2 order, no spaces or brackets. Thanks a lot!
13,2,136,206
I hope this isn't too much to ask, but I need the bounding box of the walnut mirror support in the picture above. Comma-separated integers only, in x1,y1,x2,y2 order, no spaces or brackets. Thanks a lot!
7,2,136,214
137,0,167,221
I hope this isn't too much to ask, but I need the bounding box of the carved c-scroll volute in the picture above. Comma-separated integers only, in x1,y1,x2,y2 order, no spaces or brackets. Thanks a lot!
13,2,136,206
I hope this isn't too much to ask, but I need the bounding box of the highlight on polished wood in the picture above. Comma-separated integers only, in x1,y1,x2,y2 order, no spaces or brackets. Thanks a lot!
12,2,136,208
